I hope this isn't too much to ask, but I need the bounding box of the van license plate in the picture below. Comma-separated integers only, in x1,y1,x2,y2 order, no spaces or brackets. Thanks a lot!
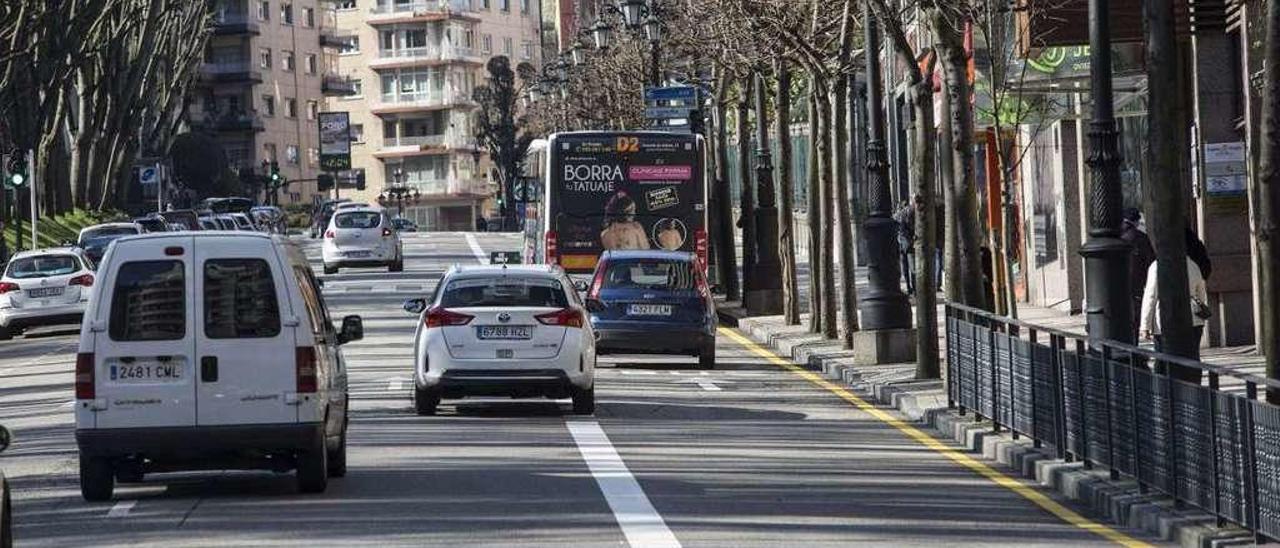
477,326,532,340
110,362,183,382
628,304,672,316
27,287,63,298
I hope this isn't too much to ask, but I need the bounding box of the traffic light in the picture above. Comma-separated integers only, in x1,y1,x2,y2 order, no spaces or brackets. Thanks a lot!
269,161,281,186
5,152,28,188
317,173,334,192
355,170,366,191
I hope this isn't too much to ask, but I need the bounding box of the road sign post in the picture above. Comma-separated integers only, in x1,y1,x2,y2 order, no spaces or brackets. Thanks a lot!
644,86,701,133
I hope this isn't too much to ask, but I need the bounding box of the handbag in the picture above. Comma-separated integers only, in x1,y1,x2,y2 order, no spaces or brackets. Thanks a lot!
1192,297,1212,320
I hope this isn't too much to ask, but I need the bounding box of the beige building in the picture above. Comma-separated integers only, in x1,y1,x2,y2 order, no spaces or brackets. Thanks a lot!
187,0,355,207
325,0,542,230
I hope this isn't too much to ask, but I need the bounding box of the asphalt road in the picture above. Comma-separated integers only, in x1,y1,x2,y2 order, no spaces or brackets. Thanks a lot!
0,231,1162,547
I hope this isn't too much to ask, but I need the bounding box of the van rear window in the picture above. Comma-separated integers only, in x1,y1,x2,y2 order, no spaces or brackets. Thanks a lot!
204,259,281,339
109,261,186,341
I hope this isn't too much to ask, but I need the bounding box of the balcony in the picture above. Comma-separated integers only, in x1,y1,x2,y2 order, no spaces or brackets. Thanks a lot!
191,111,265,133
374,133,474,158
367,0,479,24
212,12,260,35
404,179,492,199
319,27,355,48
369,46,483,69
370,90,474,115
199,62,264,84
322,74,359,96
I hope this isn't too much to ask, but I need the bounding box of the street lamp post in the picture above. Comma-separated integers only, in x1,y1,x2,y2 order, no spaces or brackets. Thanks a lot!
858,7,913,330
746,71,782,315
1079,0,1133,343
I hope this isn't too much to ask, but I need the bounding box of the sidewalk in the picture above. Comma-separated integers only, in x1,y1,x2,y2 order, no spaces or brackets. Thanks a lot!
716,297,1259,546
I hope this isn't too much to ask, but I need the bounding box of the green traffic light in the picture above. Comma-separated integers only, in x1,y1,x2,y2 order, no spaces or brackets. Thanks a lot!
9,174,23,186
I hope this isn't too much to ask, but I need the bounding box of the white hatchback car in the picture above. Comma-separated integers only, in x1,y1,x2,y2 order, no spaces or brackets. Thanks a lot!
403,265,596,415
322,207,403,274
75,232,361,500
0,248,95,340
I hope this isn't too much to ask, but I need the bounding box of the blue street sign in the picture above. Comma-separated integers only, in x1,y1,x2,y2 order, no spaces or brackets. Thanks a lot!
645,106,696,119
644,86,698,102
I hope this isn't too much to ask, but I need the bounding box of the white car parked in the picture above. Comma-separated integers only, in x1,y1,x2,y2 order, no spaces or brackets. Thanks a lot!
322,207,403,274
403,265,596,416
75,232,362,500
0,248,95,340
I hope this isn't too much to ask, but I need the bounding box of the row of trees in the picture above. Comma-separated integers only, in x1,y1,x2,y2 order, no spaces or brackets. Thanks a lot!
0,0,212,212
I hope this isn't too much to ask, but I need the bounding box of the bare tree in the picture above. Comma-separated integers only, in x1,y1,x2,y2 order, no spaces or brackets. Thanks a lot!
1261,0,1280,399
776,57,802,325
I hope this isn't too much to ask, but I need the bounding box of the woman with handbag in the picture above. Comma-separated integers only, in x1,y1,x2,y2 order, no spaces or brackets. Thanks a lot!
1139,255,1210,377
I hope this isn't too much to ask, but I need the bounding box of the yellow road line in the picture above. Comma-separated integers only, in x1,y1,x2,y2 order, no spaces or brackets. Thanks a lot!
718,327,1152,548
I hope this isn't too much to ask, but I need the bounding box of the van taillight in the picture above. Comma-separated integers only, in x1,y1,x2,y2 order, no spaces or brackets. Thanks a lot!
76,352,95,400
545,231,558,265
694,229,709,273
296,347,318,393
588,261,607,300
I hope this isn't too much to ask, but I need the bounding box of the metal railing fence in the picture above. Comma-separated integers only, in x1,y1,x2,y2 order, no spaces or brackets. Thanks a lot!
944,301,1280,541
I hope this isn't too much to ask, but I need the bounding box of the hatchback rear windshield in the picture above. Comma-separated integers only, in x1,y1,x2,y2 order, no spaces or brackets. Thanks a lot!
601,260,696,290
334,212,381,229
5,255,80,279
109,260,186,341
80,226,137,242
440,277,569,308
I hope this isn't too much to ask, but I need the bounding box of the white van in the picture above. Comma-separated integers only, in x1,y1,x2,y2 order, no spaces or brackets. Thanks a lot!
74,233,362,500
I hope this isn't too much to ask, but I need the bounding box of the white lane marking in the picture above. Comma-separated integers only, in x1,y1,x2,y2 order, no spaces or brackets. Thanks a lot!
0,340,78,376
107,500,137,518
616,370,658,375
694,380,721,392
388,380,402,391
464,233,488,264
566,421,681,548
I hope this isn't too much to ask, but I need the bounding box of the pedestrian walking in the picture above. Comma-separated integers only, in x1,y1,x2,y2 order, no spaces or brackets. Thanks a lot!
893,201,915,294
1120,208,1156,340
1139,255,1209,381
1186,227,1212,280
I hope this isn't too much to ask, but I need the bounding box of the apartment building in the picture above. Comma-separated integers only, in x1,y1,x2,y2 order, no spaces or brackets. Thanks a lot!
187,0,356,206
326,0,542,231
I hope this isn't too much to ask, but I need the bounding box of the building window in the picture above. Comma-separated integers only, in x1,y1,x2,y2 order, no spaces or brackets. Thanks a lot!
339,36,360,55
482,0,489,8
257,0,270,21
350,79,363,96
305,53,317,75
286,144,299,165
264,142,277,163
282,50,295,71
284,97,297,118
520,0,529,14
351,123,365,143
307,99,318,120
262,94,275,116
303,6,314,27
482,34,492,54
521,40,533,60
281,2,293,24
502,37,512,56
335,0,355,9
499,0,509,11
259,48,272,69
308,147,319,167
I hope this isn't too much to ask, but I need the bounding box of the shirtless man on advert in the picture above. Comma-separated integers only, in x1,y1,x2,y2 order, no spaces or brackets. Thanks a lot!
600,192,650,250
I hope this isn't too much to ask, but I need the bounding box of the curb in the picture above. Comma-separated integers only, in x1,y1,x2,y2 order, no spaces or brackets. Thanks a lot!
728,313,1257,548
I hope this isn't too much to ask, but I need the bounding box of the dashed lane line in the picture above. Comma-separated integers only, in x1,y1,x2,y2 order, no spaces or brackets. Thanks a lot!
566,420,681,548
718,326,1152,548
464,233,488,264
106,500,137,518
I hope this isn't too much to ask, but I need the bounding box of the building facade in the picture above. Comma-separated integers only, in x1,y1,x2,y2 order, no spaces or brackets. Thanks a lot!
324,0,542,231
188,0,354,206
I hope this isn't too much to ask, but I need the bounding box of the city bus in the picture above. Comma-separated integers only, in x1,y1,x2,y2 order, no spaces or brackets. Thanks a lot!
521,131,708,274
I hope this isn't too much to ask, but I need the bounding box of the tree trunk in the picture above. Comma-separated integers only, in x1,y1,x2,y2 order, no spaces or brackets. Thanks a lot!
776,57,801,325
815,81,838,339
1260,0,1280,400
713,79,740,300
911,78,941,379
737,78,756,299
807,84,824,333
937,58,960,302
1145,0,1195,357
833,73,859,346
934,11,988,310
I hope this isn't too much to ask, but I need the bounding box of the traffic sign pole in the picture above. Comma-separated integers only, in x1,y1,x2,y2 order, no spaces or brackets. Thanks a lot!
28,150,36,249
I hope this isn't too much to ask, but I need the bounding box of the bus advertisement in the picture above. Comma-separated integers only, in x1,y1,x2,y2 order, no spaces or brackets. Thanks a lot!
523,132,707,274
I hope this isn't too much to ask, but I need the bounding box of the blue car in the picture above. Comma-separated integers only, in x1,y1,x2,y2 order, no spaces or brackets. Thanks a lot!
583,250,716,369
